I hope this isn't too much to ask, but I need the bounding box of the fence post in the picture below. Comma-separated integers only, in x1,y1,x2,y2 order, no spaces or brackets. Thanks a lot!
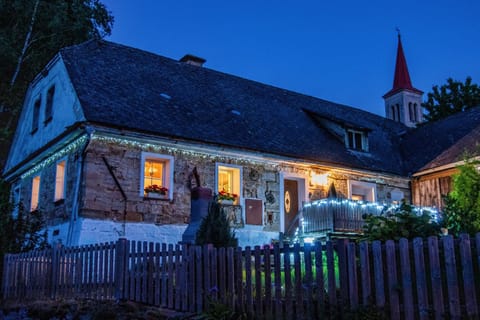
2,254,10,300
115,238,128,300
50,241,62,299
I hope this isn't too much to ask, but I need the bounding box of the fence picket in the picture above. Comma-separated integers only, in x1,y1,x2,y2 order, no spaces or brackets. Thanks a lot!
413,237,429,320
304,244,314,318
314,241,325,315
264,245,272,318
273,243,282,318
283,243,293,320
293,243,304,319
443,235,461,318
459,234,478,317
359,241,371,306
326,240,336,306
235,247,244,315
347,242,358,310
244,246,253,318
254,246,263,319
427,236,444,318
398,238,414,320
386,240,400,320
372,240,385,308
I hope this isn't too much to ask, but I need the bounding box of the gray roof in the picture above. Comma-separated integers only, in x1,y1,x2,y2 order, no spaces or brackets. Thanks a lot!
60,40,414,175
401,106,480,173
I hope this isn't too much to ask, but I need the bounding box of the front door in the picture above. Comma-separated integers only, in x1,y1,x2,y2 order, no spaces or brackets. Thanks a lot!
284,179,299,232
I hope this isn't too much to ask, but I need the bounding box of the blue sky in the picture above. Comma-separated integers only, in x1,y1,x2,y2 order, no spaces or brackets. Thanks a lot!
102,0,480,116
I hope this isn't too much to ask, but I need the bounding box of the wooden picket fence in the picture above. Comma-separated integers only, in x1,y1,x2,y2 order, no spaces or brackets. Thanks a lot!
3,234,480,319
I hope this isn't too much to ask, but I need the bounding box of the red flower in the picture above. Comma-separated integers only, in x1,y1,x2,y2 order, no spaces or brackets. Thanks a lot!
145,184,168,194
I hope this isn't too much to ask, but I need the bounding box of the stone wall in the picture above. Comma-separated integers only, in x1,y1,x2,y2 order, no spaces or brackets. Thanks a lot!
79,137,411,236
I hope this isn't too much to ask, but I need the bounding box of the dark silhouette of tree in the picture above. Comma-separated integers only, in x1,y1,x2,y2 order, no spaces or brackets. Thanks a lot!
196,200,238,248
423,77,480,122
0,0,114,167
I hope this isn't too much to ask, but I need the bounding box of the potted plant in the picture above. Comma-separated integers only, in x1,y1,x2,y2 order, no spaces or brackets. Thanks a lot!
217,190,238,205
144,184,169,199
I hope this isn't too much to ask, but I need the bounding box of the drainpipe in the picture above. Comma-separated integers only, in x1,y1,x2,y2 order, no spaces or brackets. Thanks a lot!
102,156,128,237
67,128,93,246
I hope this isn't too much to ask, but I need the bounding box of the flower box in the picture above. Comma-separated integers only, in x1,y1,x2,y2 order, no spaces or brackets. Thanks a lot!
219,199,234,205
146,192,168,200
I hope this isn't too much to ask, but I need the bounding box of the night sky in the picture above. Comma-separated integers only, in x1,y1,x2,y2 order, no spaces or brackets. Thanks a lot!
101,0,480,116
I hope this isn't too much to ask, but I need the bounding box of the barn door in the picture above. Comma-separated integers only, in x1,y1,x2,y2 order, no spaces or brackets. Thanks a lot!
284,179,299,232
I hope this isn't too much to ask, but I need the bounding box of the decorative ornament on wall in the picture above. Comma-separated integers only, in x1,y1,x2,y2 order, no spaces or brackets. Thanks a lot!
249,168,259,181
284,190,291,213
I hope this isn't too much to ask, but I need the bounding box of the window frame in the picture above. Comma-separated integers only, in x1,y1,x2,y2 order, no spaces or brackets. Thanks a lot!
140,152,174,199
31,175,41,212
44,85,55,124
31,96,41,134
54,158,67,202
345,128,368,152
348,180,376,202
215,163,243,205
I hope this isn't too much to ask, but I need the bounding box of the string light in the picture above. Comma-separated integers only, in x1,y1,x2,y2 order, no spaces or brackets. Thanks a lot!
21,135,88,179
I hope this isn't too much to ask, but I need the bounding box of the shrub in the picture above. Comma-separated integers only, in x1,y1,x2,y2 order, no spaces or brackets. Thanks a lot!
361,200,441,241
195,200,238,248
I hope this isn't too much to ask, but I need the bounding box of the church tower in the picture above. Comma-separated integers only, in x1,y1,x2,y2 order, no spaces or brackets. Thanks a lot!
383,34,423,127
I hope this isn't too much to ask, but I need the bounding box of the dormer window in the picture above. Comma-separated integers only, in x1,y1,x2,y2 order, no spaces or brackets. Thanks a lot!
346,129,368,152
45,85,55,124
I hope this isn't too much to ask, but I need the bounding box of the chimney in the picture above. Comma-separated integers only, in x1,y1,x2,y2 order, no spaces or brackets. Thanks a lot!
179,54,206,67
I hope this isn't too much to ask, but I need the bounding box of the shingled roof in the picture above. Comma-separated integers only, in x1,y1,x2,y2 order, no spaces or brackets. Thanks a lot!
400,106,480,174
60,40,411,175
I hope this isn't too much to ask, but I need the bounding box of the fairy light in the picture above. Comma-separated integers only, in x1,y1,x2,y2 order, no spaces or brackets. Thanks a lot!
21,135,88,179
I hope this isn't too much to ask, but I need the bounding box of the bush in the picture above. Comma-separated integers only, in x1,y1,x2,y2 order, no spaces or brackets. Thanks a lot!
195,200,238,248
361,200,441,241
443,158,480,235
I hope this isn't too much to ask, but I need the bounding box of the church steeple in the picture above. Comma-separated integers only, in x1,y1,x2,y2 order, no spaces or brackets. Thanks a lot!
383,34,423,127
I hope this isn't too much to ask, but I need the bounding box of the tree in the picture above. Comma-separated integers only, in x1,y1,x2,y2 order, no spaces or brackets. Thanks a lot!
0,178,48,278
423,77,480,122
196,200,238,248
0,0,114,167
443,158,480,235
361,201,441,241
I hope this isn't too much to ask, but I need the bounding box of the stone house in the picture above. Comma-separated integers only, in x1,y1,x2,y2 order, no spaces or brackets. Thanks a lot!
3,37,478,247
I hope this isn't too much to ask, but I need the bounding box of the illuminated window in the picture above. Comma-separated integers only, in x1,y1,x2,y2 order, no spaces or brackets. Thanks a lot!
141,153,174,198
216,164,241,204
55,160,66,201
32,97,41,133
31,176,41,211
45,85,55,123
346,129,368,152
348,180,376,202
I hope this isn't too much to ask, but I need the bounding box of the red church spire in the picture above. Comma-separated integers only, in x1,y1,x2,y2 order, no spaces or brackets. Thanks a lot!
383,34,422,98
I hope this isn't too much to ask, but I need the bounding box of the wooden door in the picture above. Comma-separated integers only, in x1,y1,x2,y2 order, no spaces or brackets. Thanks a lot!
284,179,299,232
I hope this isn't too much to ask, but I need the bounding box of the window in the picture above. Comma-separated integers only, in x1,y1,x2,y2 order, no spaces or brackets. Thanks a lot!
348,180,376,202
141,153,174,198
346,129,368,151
55,160,66,201
31,176,41,211
45,85,55,123
32,97,41,133
216,164,242,205
390,105,396,121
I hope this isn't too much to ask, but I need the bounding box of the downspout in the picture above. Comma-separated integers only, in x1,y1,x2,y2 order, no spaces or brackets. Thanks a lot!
102,156,128,237
67,129,93,245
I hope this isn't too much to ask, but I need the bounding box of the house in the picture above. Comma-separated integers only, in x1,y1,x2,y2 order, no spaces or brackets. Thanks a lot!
3,37,478,247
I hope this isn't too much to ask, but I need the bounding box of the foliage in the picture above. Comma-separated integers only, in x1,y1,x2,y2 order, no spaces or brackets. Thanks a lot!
423,77,480,122
443,159,480,235
0,179,48,279
0,0,114,166
196,200,238,248
361,200,441,241
200,293,246,320
217,190,238,201
144,184,168,194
